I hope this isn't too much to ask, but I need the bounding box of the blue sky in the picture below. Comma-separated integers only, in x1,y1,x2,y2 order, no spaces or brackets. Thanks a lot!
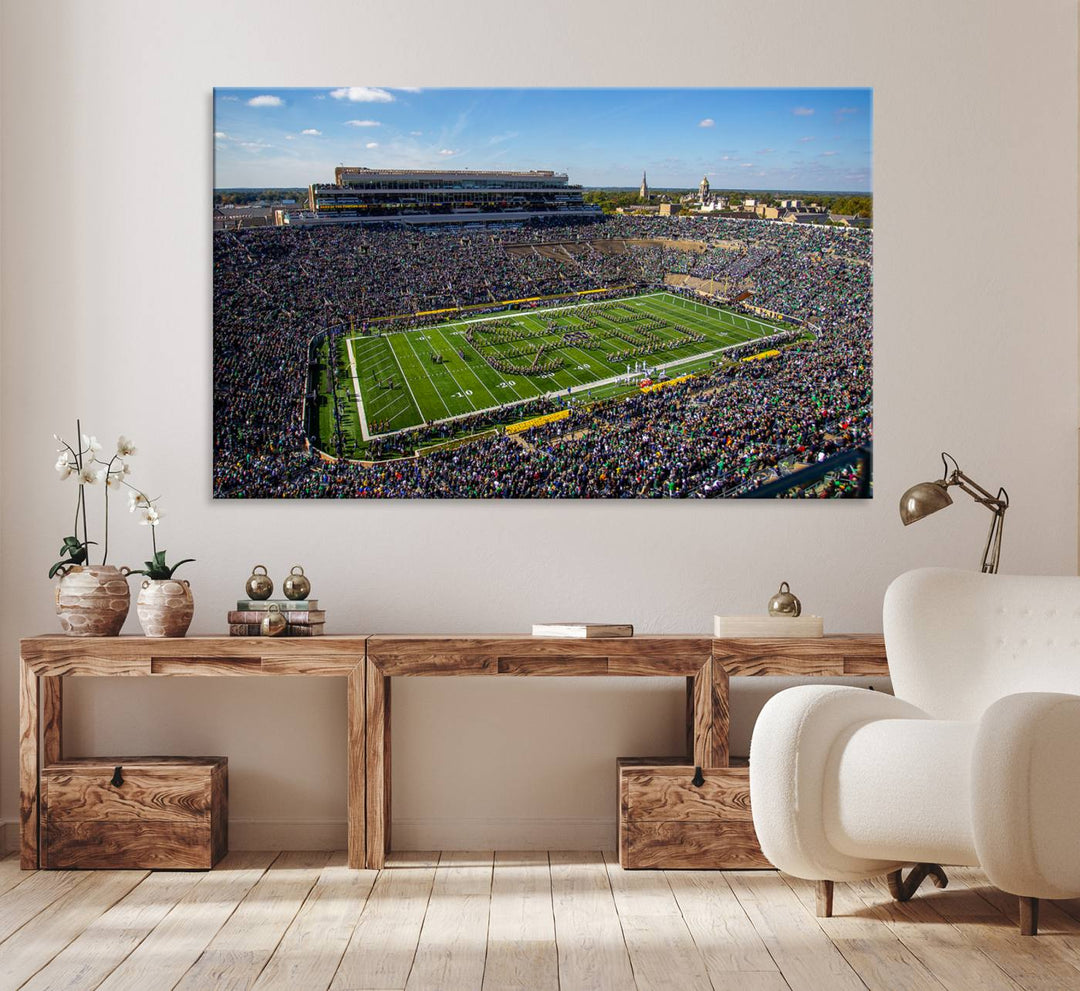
214,87,871,192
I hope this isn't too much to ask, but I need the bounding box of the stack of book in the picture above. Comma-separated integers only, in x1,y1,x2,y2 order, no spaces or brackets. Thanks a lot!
228,600,325,637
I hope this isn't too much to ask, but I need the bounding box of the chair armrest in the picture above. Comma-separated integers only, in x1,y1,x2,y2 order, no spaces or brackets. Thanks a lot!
973,692,1080,899
749,684,930,880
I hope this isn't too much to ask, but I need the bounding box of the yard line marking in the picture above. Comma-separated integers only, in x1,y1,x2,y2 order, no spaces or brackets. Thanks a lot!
382,334,430,422
345,337,370,442
400,332,456,418
425,325,504,407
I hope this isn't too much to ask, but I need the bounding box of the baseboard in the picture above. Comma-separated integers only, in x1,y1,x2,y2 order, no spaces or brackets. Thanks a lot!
1,820,16,857
207,816,617,852
228,818,348,850
391,816,617,851
3,816,618,856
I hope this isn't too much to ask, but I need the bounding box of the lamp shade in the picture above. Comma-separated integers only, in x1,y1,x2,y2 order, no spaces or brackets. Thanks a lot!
899,480,952,525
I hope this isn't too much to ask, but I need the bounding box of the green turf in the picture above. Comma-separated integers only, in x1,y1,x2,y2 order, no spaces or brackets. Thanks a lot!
324,291,787,453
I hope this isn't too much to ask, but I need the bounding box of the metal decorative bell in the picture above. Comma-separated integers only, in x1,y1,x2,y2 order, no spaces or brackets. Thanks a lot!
282,565,311,601
246,565,273,601
261,603,288,637
768,581,802,617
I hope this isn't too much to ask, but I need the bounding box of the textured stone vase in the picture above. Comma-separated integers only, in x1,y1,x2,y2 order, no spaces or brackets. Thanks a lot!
55,565,131,636
136,579,194,638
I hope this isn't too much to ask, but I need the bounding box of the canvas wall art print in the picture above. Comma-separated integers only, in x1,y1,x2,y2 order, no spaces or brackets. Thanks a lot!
213,87,872,499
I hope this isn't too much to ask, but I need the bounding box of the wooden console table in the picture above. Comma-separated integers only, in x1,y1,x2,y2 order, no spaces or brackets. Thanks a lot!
20,633,887,871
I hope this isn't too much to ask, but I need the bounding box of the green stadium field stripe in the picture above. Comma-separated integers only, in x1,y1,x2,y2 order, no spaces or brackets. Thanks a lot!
382,333,432,423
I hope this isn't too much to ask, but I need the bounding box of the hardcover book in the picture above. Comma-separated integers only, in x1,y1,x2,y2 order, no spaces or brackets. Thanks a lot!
531,623,634,638
228,610,325,625
235,599,319,611
228,623,326,637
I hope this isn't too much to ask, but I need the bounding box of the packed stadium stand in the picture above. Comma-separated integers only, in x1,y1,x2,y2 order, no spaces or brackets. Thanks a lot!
213,214,872,498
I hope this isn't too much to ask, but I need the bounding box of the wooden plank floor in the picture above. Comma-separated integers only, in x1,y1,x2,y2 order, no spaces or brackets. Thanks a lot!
1,851,1077,990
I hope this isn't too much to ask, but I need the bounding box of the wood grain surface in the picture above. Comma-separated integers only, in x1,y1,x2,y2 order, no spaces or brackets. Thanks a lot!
43,758,224,823
620,763,754,821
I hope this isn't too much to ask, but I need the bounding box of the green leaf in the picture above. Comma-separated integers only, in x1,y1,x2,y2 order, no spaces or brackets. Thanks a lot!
167,559,195,577
48,560,69,579
153,550,167,567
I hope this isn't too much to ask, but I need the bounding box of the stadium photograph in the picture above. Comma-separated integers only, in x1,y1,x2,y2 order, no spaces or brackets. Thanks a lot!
213,87,872,498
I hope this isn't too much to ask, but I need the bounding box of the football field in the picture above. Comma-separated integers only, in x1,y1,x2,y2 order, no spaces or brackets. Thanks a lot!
326,291,790,448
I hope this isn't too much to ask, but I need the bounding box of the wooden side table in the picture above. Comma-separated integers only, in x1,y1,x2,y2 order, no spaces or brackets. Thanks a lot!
19,635,368,869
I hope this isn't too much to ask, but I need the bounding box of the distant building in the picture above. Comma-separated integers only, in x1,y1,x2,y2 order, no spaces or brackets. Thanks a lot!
639,170,649,201
658,203,679,216
830,213,872,228
699,175,710,203
783,207,829,225
302,167,600,224
780,198,803,209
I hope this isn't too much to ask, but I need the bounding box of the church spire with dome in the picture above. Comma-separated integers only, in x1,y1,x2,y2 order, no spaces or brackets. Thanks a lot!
639,170,648,201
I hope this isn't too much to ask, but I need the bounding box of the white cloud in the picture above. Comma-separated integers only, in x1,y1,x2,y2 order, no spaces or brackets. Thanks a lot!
820,150,838,157
489,131,518,145
756,147,775,154
218,95,239,102
330,87,394,103
792,106,815,116
396,87,422,93
214,131,227,139
345,119,381,127
365,141,379,149
301,129,322,136
799,136,815,142
438,148,456,156
247,95,283,107
721,155,734,161
740,162,753,167
239,141,273,151
285,135,296,140
410,130,423,136
698,118,715,128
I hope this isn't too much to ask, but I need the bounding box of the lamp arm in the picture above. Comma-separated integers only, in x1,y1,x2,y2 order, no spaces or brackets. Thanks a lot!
950,470,1009,513
980,506,1006,574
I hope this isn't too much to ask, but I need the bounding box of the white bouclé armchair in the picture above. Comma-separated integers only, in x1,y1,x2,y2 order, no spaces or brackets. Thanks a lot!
749,568,1080,935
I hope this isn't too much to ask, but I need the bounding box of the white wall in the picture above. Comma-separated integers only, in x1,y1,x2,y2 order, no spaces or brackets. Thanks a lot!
2,0,1077,852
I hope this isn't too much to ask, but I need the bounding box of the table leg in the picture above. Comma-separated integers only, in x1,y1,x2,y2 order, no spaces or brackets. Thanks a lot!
347,663,366,869
19,658,39,869
42,677,63,765
691,658,729,768
712,659,730,767
365,657,390,869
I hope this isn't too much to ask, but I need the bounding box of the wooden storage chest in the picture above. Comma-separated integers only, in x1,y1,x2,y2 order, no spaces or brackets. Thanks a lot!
617,757,771,869
41,756,227,870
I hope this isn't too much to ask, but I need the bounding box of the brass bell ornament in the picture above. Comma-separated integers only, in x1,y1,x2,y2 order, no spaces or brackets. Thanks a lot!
245,565,273,601
282,565,311,601
261,604,288,637
768,582,802,617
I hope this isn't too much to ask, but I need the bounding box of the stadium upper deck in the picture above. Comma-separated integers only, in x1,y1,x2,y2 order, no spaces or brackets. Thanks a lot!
302,167,602,225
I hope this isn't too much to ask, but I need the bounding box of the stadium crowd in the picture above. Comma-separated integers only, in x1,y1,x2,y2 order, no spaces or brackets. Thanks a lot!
213,213,872,498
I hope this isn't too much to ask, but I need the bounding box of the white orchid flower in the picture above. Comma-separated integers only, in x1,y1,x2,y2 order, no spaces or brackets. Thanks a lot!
128,491,151,512
116,436,137,457
55,455,75,480
139,506,163,527
77,462,104,485
81,434,102,456
106,471,125,490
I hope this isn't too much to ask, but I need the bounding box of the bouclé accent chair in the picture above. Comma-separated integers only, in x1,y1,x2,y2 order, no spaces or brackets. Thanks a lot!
749,567,1080,935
